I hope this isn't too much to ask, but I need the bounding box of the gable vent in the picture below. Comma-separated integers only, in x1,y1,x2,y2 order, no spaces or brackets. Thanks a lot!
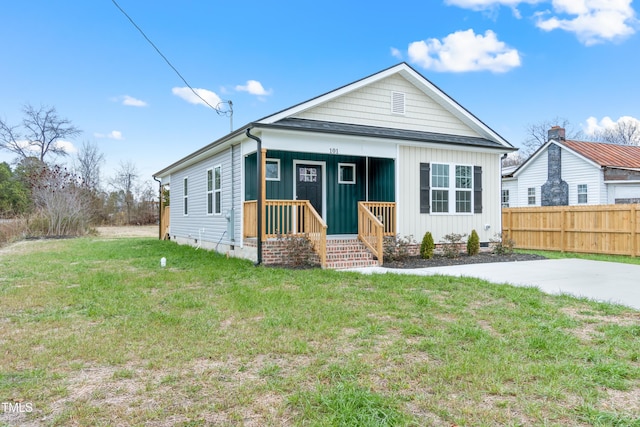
391,91,405,115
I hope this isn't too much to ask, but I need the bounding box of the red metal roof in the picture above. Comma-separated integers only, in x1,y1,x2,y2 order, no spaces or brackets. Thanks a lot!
561,140,640,169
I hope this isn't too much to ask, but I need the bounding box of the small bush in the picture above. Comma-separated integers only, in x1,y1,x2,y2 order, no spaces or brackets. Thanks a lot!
278,233,319,268
467,229,480,256
491,232,515,255
383,235,416,262
440,233,466,258
420,231,435,259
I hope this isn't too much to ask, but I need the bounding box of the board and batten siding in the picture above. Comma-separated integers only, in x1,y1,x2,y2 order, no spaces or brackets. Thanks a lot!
293,74,480,138
169,147,237,246
398,145,502,243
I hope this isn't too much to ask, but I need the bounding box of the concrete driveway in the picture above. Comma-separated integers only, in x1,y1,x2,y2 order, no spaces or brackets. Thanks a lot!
349,258,640,310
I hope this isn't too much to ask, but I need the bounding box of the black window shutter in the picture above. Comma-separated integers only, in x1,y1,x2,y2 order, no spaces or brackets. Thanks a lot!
474,166,482,213
420,163,430,213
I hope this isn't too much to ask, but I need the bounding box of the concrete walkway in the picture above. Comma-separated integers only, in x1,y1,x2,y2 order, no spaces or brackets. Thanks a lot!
348,258,640,310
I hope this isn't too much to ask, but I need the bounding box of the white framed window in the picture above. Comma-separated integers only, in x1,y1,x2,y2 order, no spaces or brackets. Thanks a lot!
214,165,222,215
431,163,473,214
206,169,214,215
455,165,472,213
502,190,510,208
183,177,188,215
338,163,356,184
578,184,588,204
265,158,280,181
528,187,536,205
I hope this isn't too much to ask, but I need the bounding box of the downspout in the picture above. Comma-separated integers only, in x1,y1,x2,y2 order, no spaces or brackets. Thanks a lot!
246,127,263,266
153,175,162,240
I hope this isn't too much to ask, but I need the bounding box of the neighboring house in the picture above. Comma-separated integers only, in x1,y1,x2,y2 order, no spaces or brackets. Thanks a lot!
502,126,640,207
154,63,515,268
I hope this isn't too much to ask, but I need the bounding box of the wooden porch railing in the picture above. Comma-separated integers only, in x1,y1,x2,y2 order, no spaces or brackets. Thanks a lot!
357,202,396,265
243,200,328,267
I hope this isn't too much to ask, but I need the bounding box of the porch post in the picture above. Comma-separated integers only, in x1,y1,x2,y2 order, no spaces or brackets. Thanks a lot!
260,148,267,242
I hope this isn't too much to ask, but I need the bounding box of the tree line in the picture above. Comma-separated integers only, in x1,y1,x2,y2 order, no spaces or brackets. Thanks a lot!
503,116,640,167
0,104,158,236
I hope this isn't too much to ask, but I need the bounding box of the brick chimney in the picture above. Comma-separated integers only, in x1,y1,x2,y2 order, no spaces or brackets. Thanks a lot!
548,126,566,142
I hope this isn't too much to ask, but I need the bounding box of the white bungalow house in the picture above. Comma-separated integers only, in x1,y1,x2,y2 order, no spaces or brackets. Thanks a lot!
502,126,640,208
154,63,515,268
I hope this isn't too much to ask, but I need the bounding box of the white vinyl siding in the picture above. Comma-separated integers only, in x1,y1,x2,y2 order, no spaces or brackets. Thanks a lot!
293,74,480,137
506,143,606,207
169,147,236,245
399,145,502,243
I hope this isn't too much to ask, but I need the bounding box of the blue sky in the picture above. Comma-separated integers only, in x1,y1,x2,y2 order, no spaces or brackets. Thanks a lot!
1,0,639,185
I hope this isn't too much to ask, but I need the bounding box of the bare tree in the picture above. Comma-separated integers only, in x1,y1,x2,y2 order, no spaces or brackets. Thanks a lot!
0,104,81,162
590,118,640,146
29,165,92,236
74,141,105,190
521,117,584,158
110,161,139,224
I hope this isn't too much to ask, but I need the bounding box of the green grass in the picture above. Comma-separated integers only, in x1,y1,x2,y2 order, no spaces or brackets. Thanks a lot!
520,248,640,266
1,237,639,426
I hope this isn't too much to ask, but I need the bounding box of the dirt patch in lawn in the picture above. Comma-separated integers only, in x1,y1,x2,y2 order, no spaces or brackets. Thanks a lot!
95,225,158,238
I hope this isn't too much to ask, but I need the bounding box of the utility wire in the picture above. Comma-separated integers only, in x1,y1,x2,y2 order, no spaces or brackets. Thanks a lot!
110,0,232,117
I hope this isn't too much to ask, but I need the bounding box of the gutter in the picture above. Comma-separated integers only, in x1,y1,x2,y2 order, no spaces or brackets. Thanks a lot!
153,175,162,240
245,127,263,266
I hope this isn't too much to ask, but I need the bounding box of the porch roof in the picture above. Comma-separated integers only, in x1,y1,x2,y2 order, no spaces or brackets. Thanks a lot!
266,118,512,151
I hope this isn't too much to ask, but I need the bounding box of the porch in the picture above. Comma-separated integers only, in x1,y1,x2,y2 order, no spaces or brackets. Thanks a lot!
243,199,396,269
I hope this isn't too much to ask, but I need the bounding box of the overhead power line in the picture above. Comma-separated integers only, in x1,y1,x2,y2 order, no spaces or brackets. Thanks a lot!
110,0,232,118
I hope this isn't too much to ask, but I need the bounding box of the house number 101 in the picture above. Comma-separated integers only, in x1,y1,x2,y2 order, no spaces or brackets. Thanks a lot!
329,148,339,154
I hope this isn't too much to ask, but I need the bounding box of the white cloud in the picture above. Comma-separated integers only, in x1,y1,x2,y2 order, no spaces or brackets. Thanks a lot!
172,87,222,108
121,95,147,107
535,0,638,45
407,29,521,72
235,80,272,96
54,140,77,153
94,130,123,140
390,47,403,60
584,115,640,135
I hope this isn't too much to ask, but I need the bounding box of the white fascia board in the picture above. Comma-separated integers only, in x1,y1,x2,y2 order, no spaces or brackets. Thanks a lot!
154,132,245,179
260,128,398,159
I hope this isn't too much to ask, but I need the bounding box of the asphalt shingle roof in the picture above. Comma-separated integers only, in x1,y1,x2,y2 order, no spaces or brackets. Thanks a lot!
269,118,509,150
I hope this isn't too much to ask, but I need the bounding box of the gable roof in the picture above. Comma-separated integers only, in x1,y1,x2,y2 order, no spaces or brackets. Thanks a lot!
258,62,513,149
156,63,514,178
560,140,640,169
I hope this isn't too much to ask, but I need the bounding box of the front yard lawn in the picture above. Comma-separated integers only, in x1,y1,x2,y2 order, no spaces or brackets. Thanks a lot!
1,238,638,426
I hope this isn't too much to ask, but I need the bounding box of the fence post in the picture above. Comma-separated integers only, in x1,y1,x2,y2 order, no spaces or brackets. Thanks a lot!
560,207,566,253
631,204,637,257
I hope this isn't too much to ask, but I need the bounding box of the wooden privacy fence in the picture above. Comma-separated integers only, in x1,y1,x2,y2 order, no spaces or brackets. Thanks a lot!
502,204,640,256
